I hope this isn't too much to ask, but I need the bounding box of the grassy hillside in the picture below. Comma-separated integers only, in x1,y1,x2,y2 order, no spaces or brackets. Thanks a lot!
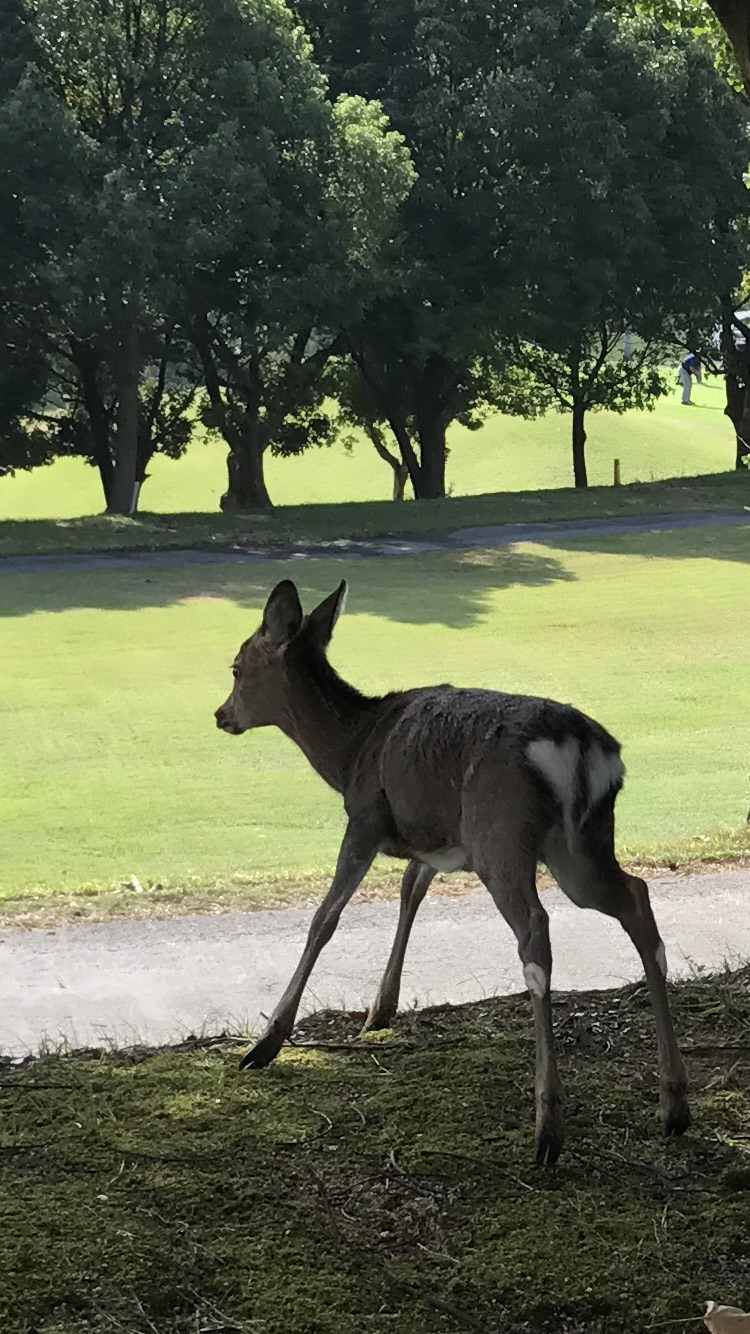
0,376,734,520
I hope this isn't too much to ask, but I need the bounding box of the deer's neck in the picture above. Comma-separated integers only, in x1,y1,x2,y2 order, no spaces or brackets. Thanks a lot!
280,643,377,792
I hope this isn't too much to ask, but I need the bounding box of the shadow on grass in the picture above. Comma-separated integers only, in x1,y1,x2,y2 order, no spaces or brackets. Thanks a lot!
1,971,749,1334
0,547,576,625
0,470,746,560
0,525,747,624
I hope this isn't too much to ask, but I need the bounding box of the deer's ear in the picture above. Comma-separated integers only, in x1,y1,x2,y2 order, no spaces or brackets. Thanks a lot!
262,581,303,646
307,581,348,647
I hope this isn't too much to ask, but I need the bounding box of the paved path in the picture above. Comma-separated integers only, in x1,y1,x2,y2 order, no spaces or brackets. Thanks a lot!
2,508,748,573
2,870,748,1057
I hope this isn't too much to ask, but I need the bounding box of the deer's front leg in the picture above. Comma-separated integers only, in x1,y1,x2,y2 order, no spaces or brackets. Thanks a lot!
240,816,381,1070
363,860,434,1031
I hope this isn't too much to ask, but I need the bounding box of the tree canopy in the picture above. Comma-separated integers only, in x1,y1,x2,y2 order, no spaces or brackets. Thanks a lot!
2,0,748,507
1,0,413,511
296,0,748,494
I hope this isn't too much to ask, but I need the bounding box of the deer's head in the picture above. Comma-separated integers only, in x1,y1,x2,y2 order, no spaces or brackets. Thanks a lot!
214,579,348,735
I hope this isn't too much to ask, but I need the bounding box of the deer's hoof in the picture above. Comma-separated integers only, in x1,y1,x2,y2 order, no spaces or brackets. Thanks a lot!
239,1033,283,1070
535,1122,564,1168
662,1086,691,1138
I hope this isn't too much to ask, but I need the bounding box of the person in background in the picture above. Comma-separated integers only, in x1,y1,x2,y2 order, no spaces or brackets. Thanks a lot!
678,352,702,404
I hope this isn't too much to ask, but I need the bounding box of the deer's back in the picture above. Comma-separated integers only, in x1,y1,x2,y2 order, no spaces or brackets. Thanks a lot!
345,685,623,860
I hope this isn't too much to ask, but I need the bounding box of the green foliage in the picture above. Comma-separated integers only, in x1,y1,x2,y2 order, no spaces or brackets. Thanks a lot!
520,340,670,415
505,13,747,482
0,0,413,511
2,0,747,508
297,0,747,495
607,0,744,93
178,69,414,508
0,4,84,469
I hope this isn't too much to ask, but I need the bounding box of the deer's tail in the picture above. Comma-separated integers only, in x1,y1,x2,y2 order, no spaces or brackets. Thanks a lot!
525,733,625,852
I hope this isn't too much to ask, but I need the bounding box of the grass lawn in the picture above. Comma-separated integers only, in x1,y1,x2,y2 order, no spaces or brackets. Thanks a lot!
0,382,747,557
2,968,750,1334
1,526,748,920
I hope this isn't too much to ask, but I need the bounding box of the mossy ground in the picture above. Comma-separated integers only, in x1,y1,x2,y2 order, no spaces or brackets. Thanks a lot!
2,969,750,1334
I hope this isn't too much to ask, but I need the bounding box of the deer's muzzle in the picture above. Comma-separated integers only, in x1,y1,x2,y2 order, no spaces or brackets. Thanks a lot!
215,704,244,735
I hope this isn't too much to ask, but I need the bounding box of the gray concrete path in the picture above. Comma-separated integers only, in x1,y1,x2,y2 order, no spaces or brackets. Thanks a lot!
2,870,748,1057
2,508,748,573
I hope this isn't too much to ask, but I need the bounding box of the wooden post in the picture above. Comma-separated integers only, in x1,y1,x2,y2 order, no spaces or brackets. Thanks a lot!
613,458,621,486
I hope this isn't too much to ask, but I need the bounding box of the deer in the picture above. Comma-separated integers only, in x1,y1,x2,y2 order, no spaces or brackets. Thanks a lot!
214,578,690,1165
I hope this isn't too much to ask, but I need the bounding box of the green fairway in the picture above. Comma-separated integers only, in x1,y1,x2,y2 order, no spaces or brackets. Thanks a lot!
0,376,738,522
1,525,748,913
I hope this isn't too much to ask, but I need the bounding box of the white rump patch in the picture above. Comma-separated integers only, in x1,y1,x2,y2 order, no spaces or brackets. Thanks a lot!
527,736,625,832
523,962,548,997
416,846,467,872
526,737,580,803
586,744,625,806
656,941,668,978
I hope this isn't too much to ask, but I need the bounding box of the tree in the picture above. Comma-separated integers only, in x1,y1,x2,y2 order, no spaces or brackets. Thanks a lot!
324,359,412,499
510,17,746,486
607,0,750,469
3,0,410,514
174,85,414,510
297,0,553,499
1,0,217,511
518,338,668,489
298,0,746,499
606,1,746,92
0,2,65,473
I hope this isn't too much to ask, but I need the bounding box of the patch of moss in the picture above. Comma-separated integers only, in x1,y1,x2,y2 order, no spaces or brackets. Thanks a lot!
1,970,750,1333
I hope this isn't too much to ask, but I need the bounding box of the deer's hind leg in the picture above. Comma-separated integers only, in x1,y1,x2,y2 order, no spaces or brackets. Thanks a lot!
476,847,565,1167
544,824,690,1138
363,860,435,1032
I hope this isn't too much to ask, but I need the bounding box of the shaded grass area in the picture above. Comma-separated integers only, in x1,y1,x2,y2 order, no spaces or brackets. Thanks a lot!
0,470,747,557
2,969,750,1334
1,528,748,909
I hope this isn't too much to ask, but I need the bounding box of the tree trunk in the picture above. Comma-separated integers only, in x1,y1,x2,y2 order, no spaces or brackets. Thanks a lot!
108,323,141,516
392,461,409,500
736,405,750,468
363,421,410,499
382,411,422,496
415,411,447,498
70,339,115,509
220,427,272,511
720,301,750,468
192,324,272,511
723,373,748,468
572,400,588,488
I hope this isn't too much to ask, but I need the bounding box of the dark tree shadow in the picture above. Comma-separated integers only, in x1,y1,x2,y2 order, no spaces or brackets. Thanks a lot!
0,548,575,626
0,524,746,626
